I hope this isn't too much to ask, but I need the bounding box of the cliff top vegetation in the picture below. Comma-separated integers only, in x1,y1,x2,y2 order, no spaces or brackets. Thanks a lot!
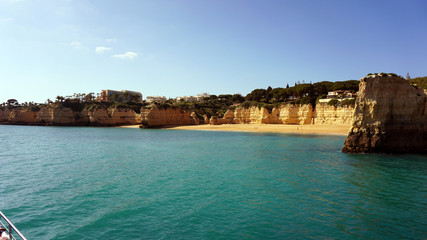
409,76,427,89
2,75,425,118
242,80,359,110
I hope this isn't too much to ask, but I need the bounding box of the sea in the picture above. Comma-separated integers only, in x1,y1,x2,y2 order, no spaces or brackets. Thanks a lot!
0,125,426,240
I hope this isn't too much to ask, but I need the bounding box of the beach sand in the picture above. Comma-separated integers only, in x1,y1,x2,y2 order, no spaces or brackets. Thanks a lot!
119,124,351,135
118,125,141,128
166,124,351,135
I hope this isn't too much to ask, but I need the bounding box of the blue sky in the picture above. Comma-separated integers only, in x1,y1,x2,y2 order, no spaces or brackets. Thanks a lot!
1,0,426,103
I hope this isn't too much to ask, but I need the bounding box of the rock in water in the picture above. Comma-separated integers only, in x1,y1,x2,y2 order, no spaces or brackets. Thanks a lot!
342,73,427,153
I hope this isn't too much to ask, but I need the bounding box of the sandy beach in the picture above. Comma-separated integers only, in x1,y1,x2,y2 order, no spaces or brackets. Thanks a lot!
167,124,351,135
118,125,141,128
119,124,351,135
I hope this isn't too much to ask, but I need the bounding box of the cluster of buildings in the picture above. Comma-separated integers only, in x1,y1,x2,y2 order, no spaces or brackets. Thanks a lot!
145,96,167,103
175,93,210,102
100,90,211,103
100,89,357,104
318,90,357,103
100,90,143,102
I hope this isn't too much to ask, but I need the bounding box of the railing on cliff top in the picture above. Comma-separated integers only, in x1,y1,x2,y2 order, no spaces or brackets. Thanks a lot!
0,211,27,240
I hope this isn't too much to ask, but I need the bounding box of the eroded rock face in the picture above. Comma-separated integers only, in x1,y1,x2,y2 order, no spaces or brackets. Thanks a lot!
214,105,313,125
88,108,140,125
36,107,89,125
314,103,354,125
342,74,427,153
9,108,37,124
1,103,355,127
1,106,141,126
140,107,199,127
0,108,11,122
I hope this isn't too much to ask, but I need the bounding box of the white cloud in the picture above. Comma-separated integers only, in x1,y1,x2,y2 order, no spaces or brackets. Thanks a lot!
95,46,112,53
106,38,117,43
113,51,138,60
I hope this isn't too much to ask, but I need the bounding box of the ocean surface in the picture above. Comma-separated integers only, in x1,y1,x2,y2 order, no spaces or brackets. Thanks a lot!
0,125,426,240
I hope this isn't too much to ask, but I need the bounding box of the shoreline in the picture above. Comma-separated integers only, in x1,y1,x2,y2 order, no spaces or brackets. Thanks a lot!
1,123,351,136
118,124,351,136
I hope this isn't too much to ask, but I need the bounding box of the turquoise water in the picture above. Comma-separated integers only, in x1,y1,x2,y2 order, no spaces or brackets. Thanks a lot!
0,125,426,239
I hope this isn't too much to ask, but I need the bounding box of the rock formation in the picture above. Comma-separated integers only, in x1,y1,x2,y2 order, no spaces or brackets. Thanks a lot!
313,103,354,125
0,102,355,127
36,106,89,125
8,108,38,124
0,108,11,122
209,104,354,125
342,74,427,153
87,108,140,126
210,105,314,125
140,107,199,127
0,106,141,126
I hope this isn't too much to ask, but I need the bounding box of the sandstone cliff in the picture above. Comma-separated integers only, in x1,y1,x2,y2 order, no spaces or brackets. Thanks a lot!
140,107,199,127
0,108,11,122
36,106,89,125
1,102,356,127
0,106,141,126
211,105,313,125
8,108,38,124
314,103,354,125
87,108,140,125
342,74,427,153
210,104,354,125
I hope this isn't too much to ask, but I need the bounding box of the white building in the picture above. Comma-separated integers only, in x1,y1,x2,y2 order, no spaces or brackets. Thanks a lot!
176,96,197,102
196,93,210,101
146,96,167,103
175,93,211,102
100,90,142,102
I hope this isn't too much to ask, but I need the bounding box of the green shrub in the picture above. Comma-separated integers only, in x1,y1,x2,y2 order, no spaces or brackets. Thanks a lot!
263,104,274,113
157,103,172,110
340,98,356,106
28,105,40,112
327,99,339,107
62,101,85,112
241,101,251,109
409,76,427,89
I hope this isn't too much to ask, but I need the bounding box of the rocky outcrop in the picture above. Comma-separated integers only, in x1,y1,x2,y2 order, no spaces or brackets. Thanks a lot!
0,105,200,127
211,105,314,125
1,102,355,127
36,107,89,125
0,108,11,122
87,108,140,125
0,106,141,126
8,109,38,124
342,74,427,153
314,103,354,125
140,107,199,127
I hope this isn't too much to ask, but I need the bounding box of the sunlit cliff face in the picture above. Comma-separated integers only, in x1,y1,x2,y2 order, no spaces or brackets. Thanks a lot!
343,74,427,153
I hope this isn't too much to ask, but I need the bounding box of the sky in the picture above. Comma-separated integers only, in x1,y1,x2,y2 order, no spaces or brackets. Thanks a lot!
1,0,426,103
